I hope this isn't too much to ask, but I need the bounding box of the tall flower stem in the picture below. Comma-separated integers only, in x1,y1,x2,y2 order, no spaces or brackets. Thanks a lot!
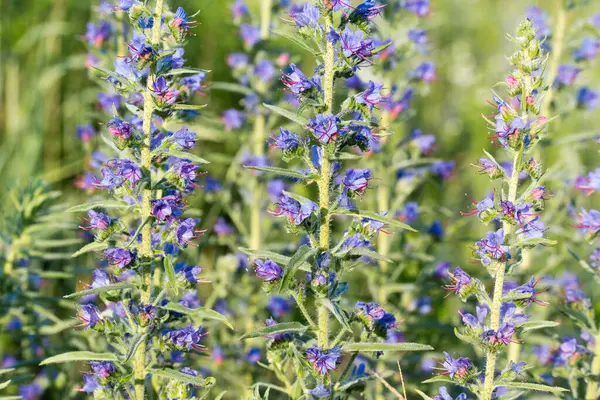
585,335,600,399
317,12,336,348
135,0,163,398
482,147,522,400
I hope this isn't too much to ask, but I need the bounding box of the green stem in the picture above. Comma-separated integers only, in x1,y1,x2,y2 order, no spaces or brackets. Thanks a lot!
482,148,523,400
316,12,336,349
135,1,163,399
585,335,600,399
260,0,273,40
540,3,567,117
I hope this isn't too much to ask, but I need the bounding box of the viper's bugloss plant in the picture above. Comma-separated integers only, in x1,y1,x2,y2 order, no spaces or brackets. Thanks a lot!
41,1,228,398
419,19,569,400
241,1,433,398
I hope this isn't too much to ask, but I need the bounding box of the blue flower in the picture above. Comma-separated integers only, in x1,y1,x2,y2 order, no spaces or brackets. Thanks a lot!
309,384,331,398
254,259,283,282
573,37,599,61
163,325,207,351
342,168,372,194
89,361,117,380
81,374,100,393
441,352,472,379
355,81,384,111
308,114,339,143
245,347,261,364
104,247,135,268
305,346,341,374
270,128,303,151
176,218,201,247
269,194,316,225
292,3,321,28
222,109,246,130
240,24,260,47
254,60,276,82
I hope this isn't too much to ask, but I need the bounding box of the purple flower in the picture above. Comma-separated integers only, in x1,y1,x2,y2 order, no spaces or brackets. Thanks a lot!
356,81,384,111
227,53,249,69
555,64,582,87
355,301,385,320
408,29,427,46
577,87,600,110
517,217,545,240
401,0,430,17
127,35,156,68
104,248,134,268
254,259,283,282
460,303,489,329
434,387,467,400
509,361,526,375
270,127,303,151
231,0,249,18
267,179,286,202
306,346,341,374
170,126,196,149
308,114,339,143
174,263,203,286
78,304,102,329
342,168,372,194
245,347,261,364
267,296,292,317
77,123,96,142
323,0,352,12
90,269,112,289
81,374,100,393
309,384,332,398
81,210,112,230
85,21,112,47
591,248,600,268
222,109,245,130
340,27,374,59
411,62,436,83
89,362,117,380
576,209,600,236
269,194,316,225
151,195,183,222
213,217,234,237
152,76,180,107
573,37,599,61
441,352,472,379
98,92,122,112
282,63,319,94
107,159,142,185
107,117,133,139
480,323,515,345
431,161,455,179
532,344,552,365
475,229,510,265
181,73,206,93
500,302,529,325
163,325,206,351
240,24,260,47
445,267,473,296
254,60,275,82
265,317,292,341
575,168,600,195
176,218,202,247
18,383,43,400
292,3,321,28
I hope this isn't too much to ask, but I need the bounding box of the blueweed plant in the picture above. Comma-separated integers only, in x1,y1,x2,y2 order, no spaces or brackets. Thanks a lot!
419,19,570,400
41,1,228,398
242,0,434,398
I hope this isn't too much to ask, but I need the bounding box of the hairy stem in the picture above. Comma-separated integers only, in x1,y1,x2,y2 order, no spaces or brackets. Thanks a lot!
585,335,600,399
135,1,163,398
482,146,523,400
316,12,336,349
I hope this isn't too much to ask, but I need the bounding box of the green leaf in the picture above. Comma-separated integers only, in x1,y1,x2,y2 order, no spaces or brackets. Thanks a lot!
278,245,317,293
39,320,78,335
0,380,10,390
0,397,23,400
40,351,119,365
210,81,255,96
72,241,109,258
67,200,127,213
271,29,315,53
332,209,416,232
244,165,307,180
415,389,435,400
164,257,177,294
394,158,442,170
64,282,136,299
214,391,227,400
342,342,433,352
318,298,353,333
557,305,594,331
568,248,600,282
239,248,311,272
345,247,392,263
122,333,149,364
33,238,83,248
174,104,207,111
498,382,568,394
240,322,308,340
263,103,308,126
454,327,482,347
0,369,14,377
521,320,560,333
163,148,210,164
166,67,210,76
160,303,233,330
149,368,216,388
422,375,456,384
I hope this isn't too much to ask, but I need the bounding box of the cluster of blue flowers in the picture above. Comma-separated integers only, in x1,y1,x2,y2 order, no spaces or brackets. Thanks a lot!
54,1,224,398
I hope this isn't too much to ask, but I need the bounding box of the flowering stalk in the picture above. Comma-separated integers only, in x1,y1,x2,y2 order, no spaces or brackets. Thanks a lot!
43,1,224,398
245,1,432,397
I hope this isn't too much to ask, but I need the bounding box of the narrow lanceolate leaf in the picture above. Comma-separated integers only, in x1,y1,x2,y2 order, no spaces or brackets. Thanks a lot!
160,303,233,330
239,248,311,272
415,389,435,400
263,103,308,126
240,322,308,340
521,320,560,333
149,368,216,388
164,257,177,293
0,369,14,377
71,241,109,258
557,305,595,331
271,29,315,53
278,245,318,293
394,158,442,170
121,333,149,364
317,299,352,333
345,248,392,263
174,104,207,111
63,282,136,299
342,342,433,353
210,81,255,96
454,327,483,347
164,149,210,164
40,351,119,365
166,67,210,76
39,320,78,335
422,375,456,384
0,380,11,390
67,200,127,213
498,382,568,394
244,165,307,180
332,209,417,232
